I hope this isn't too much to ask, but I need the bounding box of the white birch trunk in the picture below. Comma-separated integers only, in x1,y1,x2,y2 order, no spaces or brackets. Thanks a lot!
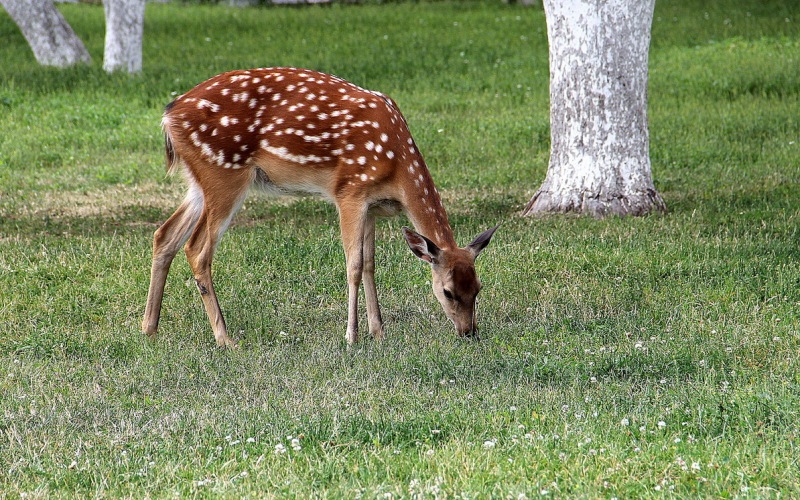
0,0,91,67
523,0,666,217
102,0,145,74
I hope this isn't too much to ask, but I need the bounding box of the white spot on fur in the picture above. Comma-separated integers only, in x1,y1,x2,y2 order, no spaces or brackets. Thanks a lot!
197,99,220,112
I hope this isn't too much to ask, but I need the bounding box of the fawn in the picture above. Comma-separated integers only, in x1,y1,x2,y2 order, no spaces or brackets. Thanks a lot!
142,67,497,346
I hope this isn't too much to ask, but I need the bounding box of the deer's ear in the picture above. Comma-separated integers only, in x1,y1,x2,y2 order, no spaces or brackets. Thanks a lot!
467,225,499,259
403,227,441,264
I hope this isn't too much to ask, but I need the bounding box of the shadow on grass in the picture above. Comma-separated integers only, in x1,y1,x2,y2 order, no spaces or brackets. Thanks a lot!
0,189,525,241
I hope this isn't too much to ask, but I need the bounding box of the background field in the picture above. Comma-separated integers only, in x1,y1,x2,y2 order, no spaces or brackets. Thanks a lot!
1,0,799,497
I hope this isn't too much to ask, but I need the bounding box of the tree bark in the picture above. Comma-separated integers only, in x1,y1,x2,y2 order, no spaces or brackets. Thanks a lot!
0,0,91,67
523,0,666,218
102,0,145,73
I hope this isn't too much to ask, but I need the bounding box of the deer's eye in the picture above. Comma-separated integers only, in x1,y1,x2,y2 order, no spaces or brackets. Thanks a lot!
443,289,455,301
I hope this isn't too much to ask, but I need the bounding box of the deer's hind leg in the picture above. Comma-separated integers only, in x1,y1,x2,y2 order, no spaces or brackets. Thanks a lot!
183,167,255,347
143,181,204,338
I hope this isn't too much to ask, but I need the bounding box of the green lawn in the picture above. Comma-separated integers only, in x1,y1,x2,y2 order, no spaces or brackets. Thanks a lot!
1,0,799,497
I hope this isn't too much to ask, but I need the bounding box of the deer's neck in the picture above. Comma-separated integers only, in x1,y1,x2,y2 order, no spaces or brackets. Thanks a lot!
400,156,457,250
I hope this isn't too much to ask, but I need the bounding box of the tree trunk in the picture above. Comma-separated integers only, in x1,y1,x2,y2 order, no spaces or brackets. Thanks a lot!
0,0,91,67
523,0,666,218
102,0,145,73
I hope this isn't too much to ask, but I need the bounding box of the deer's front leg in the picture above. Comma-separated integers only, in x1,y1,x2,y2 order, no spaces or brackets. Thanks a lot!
362,215,384,340
338,203,367,345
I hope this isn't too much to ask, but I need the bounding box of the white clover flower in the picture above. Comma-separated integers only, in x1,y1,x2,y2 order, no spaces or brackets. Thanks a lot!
483,440,497,449
658,421,666,429
291,438,302,451
274,443,287,454
621,418,630,426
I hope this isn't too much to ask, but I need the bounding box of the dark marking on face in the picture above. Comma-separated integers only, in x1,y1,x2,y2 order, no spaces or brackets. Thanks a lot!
450,262,479,304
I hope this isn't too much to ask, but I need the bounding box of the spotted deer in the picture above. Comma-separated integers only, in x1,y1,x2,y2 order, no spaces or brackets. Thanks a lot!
142,67,498,346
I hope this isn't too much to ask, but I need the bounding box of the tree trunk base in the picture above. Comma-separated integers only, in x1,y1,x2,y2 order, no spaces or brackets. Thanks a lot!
522,188,666,218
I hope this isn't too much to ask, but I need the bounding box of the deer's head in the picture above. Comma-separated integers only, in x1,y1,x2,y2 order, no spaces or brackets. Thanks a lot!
404,226,498,337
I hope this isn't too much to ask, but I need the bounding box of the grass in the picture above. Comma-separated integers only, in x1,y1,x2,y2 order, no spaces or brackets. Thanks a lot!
1,0,799,496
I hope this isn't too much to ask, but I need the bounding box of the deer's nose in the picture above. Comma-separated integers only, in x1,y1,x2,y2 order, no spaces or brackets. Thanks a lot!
456,317,479,339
